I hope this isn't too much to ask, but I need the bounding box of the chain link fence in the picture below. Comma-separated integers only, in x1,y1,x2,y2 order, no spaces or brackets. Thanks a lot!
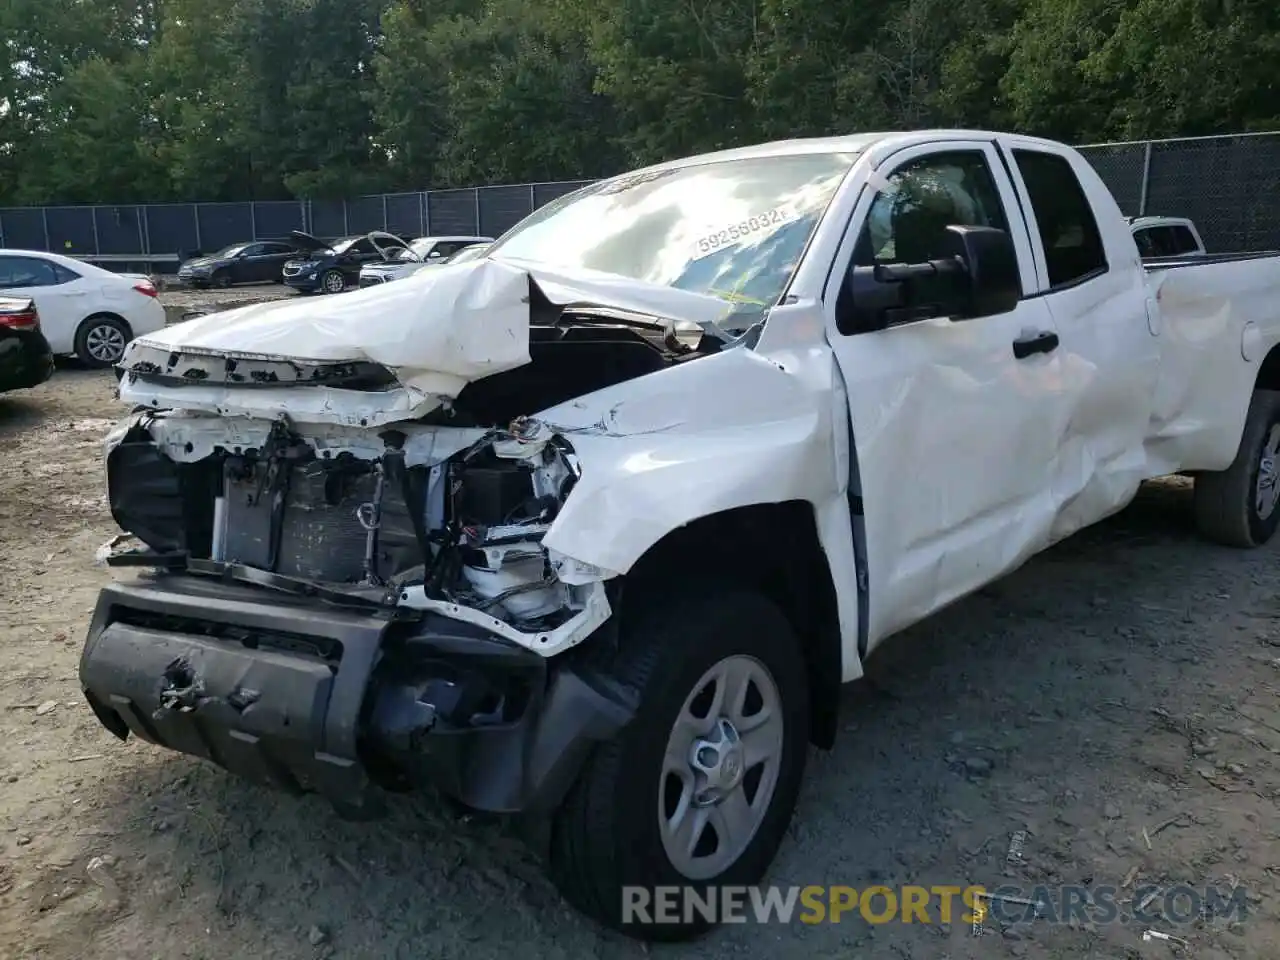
0,132,1275,270
1076,132,1280,253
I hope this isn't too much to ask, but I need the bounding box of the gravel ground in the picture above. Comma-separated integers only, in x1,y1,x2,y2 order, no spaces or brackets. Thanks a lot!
2,369,1280,960
154,282,298,324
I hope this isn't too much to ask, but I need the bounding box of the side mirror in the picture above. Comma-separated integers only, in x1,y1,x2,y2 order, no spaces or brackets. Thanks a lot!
840,225,1020,334
944,225,1021,319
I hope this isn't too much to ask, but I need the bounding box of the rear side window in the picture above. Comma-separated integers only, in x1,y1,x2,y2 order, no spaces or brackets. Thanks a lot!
1133,228,1160,258
1012,150,1108,289
52,262,81,283
1167,225,1200,254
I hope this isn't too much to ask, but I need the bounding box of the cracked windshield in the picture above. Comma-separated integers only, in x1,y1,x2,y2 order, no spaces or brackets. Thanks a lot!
489,151,860,319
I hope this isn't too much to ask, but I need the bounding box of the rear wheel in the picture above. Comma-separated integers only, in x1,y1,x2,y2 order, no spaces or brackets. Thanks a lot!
74,315,131,369
548,590,809,941
322,269,346,294
1194,388,1280,547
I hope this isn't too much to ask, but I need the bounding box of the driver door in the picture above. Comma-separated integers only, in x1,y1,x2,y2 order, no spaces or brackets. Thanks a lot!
826,141,1070,645
232,243,265,283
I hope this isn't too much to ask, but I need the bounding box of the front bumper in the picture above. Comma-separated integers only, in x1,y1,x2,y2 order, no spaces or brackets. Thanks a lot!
282,275,322,292
79,574,635,817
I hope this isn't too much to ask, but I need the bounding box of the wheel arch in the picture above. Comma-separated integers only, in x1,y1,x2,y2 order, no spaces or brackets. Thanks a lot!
78,310,133,338
617,501,844,749
1256,343,1280,391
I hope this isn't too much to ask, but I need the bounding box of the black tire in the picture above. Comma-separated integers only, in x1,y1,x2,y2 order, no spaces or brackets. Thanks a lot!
548,590,809,941
321,269,347,294
74,315,131,369
212,270,232,289
1194,388,1280,547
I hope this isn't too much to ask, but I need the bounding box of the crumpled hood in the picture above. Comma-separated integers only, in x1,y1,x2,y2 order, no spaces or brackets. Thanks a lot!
118,256,737,427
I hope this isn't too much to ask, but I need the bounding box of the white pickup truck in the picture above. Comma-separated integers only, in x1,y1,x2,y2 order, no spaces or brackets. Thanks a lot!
82,130,1280,940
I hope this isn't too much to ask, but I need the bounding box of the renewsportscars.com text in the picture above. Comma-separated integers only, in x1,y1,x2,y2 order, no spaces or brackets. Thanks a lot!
621,884,1251,926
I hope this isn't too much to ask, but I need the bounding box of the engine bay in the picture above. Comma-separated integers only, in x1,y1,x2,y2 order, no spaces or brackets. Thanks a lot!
103,316,718,655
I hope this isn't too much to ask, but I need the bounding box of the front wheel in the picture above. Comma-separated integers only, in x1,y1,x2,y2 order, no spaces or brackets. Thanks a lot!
548,591,809,941
1194,388,1280,547
212,270,232,289
321,269,347,294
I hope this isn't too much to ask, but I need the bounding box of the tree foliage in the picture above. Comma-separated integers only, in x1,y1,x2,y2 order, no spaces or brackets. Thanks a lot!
1,0,1275,204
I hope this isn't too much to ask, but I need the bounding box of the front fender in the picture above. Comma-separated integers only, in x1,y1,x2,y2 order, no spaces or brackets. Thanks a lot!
540,344,842,577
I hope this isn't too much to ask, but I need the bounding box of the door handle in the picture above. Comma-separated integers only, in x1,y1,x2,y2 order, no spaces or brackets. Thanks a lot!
1011,330,1059,360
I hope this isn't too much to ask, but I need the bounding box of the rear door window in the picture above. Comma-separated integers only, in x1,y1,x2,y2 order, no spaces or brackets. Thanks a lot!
1012,150,1108,289
0,256,60,288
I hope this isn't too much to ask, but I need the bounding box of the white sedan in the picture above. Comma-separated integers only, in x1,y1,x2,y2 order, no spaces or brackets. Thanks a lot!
0,250,166,367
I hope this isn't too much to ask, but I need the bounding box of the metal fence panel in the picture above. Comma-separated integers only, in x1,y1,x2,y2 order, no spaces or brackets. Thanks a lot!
385,193,424,237
1077,144,1148,216
196,203,253,252
2,136,1277,259
253,201,305,240
310,200,347,239
428,189,479,236
533,180,594,208
478,185,534,237
0,208,47,249
93,205,145,255
145,205,199,257
347,196,386,235
1143,135,1280,253
44,206,96,256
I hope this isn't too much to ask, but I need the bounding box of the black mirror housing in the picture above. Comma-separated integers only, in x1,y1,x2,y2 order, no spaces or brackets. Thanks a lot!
940,225,1020,320
839,224,1021,335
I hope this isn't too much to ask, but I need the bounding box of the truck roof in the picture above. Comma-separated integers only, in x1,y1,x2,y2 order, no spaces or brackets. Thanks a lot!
627,130,1078,175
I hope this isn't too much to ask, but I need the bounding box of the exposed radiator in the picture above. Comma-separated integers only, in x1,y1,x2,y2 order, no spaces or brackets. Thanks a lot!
219,459,419,583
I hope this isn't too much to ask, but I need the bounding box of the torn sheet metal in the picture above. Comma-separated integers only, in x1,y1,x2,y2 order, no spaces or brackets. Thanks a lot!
119,257,744,426
120,258,534,421
108,411,487,466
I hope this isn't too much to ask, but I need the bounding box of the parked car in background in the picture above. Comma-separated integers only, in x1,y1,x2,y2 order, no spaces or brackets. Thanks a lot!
282,231,412,294
177,240,303,288
358,236,493,287
0,297,54,394
0,251,165,367
1128,216,1206,258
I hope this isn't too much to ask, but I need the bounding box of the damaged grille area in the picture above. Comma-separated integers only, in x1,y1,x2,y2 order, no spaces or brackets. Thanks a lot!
110,607,343,661
121,341,398,389
102,410,601,653
221,456,419,584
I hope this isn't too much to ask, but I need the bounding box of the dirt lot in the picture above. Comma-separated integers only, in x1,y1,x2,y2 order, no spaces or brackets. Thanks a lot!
154,281,298,325
2,368,1279,960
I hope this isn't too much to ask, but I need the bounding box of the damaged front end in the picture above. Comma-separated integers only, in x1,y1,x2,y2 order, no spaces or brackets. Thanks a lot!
81,408,631,817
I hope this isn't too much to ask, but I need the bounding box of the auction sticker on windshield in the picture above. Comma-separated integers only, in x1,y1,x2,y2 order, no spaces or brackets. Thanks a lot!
697,209,788,255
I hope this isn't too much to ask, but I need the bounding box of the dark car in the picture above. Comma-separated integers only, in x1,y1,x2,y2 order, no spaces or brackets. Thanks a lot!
0,297,55,394
281,231,410,294
177,240,303,289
